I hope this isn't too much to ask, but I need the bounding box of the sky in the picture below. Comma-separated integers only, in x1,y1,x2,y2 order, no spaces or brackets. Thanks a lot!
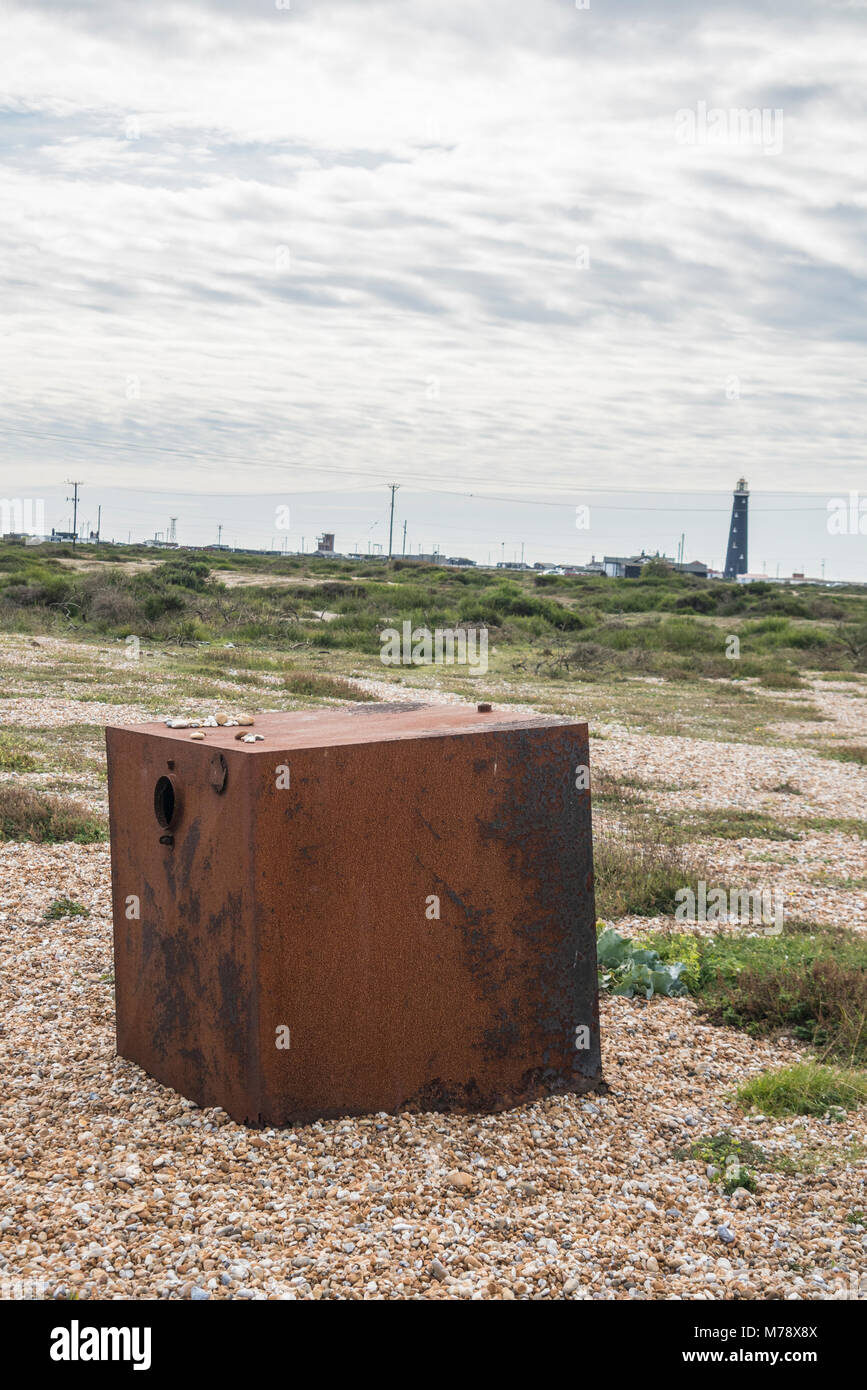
0,0,865,575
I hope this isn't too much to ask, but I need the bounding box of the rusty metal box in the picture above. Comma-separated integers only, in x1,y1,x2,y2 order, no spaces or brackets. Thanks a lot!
106,704,601,1126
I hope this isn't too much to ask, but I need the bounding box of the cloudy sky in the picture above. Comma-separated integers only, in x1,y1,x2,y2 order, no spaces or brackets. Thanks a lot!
0,0,865,571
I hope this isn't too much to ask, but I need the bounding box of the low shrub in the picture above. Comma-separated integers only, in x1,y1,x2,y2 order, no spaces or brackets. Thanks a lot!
0,785,107,843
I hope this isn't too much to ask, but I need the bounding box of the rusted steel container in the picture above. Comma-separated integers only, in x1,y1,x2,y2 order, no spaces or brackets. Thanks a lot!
106,704,601,1126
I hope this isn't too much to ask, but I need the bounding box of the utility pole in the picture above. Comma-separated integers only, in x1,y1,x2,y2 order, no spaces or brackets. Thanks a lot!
66,480,82,547
96,505,101,542
217,524,223,548
402,519,407,557
387,483,400,560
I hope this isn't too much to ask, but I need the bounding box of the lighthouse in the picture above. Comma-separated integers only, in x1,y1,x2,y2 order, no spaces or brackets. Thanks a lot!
724,477,749,579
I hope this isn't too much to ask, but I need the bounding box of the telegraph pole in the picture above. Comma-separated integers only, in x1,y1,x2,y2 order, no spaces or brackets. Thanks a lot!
66,480,82,547
402,519,407,557
387,483,400,560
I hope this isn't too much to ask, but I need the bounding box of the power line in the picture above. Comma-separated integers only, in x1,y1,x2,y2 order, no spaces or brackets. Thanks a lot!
387,482,400,560
65,479,83,546
0,424,853,500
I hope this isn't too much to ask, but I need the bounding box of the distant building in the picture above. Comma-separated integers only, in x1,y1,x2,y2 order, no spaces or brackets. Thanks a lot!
603,555,630,578
316,533,335,555
603,553,660,578
604,552,707,579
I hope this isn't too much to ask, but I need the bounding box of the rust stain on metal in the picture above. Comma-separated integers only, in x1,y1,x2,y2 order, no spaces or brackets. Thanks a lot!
106,704,602,1126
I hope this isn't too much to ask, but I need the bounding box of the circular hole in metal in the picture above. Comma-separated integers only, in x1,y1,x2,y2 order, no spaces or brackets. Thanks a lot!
154,775,176,829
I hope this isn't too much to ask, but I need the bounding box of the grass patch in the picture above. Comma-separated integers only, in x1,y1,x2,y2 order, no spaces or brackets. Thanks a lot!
0,733,39,772
675,1127,866,1184
282,673,377,700
737,1062,867,1117
675,1131,763,1193
44,897,91,919
625,922,867,1063
593,775,711,917
594,826,699,917
0,785,107,843
820,744,867,765
799,816,867,840
673,808,801,842
810,869,867,891
692,925,867,1063
758,670,806,690
592,770,722,918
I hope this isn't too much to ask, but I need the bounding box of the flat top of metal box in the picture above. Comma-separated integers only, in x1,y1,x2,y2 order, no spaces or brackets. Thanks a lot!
109,703,586,752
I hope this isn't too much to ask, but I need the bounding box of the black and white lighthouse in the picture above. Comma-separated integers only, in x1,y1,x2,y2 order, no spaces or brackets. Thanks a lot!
724,477,749,579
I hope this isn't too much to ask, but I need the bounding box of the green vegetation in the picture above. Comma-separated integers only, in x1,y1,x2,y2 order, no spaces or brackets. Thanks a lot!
675,1127,866,1182
44,897,91,920
821,744,867,765
640,923,867,1063
593,818,708,917
1,543,865,686
758,670,806,690
596,926,689,998
677,1132,763,1193
0,785,107,843
592,770,720,917
799,816,867,840
736,1062,867,1117
281,673,378,701
0,733,39,772
673,809,802,842
678,1128,867,1184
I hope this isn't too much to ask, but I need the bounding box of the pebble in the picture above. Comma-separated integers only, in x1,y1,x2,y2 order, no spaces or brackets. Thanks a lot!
445,1170,474,1191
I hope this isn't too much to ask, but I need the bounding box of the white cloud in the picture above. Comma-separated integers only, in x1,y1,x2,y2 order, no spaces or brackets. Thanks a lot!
0,0,865,501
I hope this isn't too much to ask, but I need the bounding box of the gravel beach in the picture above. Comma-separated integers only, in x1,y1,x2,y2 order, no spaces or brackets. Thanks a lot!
1,642,865,1300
